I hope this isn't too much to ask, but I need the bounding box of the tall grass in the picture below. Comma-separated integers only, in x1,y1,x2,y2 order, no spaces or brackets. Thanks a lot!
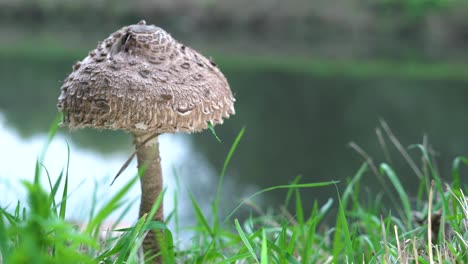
0,120,467,263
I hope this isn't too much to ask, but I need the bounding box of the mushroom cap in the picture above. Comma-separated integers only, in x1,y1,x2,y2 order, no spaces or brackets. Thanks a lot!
57,20,235,134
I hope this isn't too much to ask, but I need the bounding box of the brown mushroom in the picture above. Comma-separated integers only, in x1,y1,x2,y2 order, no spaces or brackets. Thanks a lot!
57,20,235,262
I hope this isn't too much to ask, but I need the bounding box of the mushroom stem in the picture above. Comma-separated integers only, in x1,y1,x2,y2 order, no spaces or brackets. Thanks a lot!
133,132,164,262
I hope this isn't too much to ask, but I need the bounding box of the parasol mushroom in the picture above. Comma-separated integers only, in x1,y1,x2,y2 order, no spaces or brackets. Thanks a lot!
57,20,235,262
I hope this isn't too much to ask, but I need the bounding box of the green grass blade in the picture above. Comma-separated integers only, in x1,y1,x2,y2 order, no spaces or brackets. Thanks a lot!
48,170,63,214
287,227,297,255
409,144,439,181
319,198,334,217
189,191,213,237
161,228,175,264
85,175,139,235
303,201,319,261
88,178,99,225
225,181,338,223
173,187,179,242
263,237,300,264
36,115,61,182
409,145,452,230
116,216,147,263
41,163,60,215
261,229,268,264
448,156,468,231
277,226,287,263
145,188,166,223
295,189,305,236
217,253,252,264
285,175,302,208
342,163,367,207
107,200,136,245
219,127,245,180
213,127,245,228
45,114,61,146
452,156,468,191
332,195,354,263
34,160,41,185
0,212,9,262
59,143,70,220
380,163,412,229
207,121,222,142
235,219,259,263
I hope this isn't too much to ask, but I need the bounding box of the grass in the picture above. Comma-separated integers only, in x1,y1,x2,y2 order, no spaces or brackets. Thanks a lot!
0,119,467,263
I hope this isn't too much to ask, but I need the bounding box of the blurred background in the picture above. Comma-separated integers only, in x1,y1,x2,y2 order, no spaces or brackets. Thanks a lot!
0,0,467,226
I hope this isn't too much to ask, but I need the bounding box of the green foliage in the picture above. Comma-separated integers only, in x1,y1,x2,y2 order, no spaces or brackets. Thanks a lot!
207,122,222,143
378,0,455,17
0,122,467,263
4,45,468,82
0,120,169,263
0,149,96,263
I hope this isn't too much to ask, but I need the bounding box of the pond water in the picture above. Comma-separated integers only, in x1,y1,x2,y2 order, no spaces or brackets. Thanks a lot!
0,113,209,226
0,30,467,227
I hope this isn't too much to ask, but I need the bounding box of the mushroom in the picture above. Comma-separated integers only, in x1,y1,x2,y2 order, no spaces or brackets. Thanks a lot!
57,20,235,262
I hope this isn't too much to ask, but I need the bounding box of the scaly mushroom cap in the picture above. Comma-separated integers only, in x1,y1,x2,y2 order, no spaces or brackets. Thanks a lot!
57,20,235,134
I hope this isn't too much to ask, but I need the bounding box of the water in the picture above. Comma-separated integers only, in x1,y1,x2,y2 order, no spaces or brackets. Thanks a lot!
0,113,195,224
0,30,467,225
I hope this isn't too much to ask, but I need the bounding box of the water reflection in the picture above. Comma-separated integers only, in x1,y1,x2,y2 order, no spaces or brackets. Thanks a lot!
0,113,244,227
194,73,468,211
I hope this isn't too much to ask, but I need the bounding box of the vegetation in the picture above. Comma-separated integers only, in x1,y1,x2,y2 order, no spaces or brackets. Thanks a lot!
3,0,468,62
0,119,467,263
3,42,468,81
1,2,466,263
1,0,463,26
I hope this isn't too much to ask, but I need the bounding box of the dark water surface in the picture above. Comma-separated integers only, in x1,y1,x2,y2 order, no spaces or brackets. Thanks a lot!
0,43,467,221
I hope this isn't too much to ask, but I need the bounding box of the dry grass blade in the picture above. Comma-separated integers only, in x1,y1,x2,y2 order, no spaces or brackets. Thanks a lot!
379,119,423,179
453,231,468,249
376,127,392,164
412,237,419,264
422,135,429,181
394,225,403,262
349,141,401,208
280,206,298,226
380,215,390,264
422,135,440,178
110,132,159,185
348,142,380,177
428,180,435,264
435,245,441,264
323,256,333,264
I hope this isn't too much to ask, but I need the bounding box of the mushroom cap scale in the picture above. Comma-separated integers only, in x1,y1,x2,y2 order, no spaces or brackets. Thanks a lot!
57,21,235,134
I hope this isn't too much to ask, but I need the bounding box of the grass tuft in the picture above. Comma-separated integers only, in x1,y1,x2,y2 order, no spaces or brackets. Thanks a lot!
0,120,467,263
